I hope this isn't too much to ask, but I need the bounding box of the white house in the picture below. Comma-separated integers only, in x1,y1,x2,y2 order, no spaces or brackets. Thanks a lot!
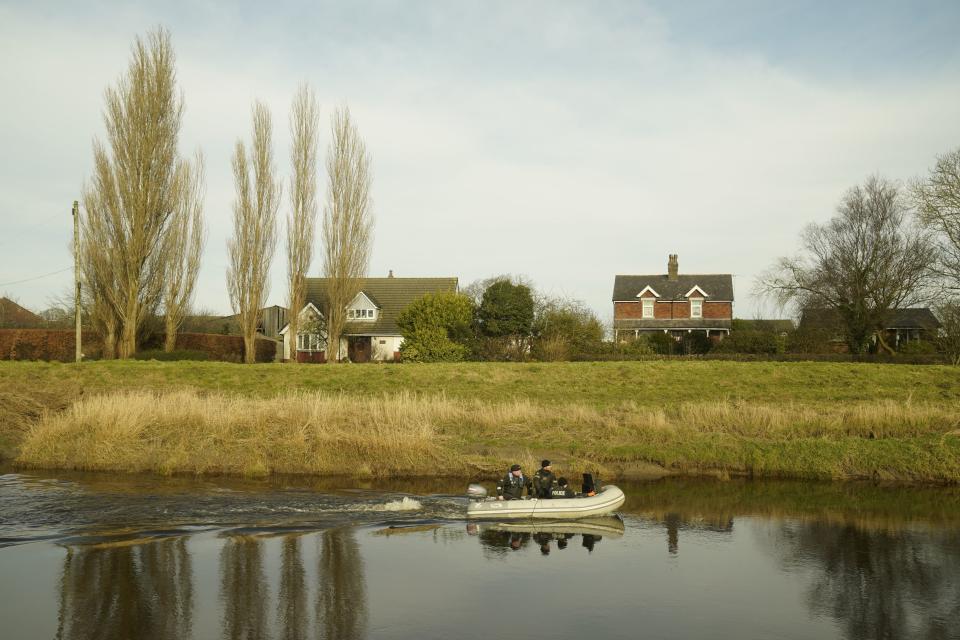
280,275,459,362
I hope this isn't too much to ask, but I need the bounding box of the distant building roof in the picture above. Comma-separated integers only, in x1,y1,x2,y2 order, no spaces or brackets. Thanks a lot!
0,297,42,327
612,274,734,301
303,277,459,336
800,308,941,331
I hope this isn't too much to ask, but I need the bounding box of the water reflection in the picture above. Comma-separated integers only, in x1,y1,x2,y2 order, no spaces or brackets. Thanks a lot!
471,518,624,557
659,512,733,556
317,528,367,640
768,521,960,640
55,536,193,640
277,536,307,640
220,536,270,640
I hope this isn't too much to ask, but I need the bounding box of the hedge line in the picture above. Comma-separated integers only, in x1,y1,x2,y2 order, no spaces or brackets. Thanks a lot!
0,329,276,363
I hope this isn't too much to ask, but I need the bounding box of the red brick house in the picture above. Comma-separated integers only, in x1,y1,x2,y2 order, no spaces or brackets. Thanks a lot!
612,255,734,341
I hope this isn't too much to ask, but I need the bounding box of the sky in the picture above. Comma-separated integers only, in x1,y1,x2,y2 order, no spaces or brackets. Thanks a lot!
2,0,959,323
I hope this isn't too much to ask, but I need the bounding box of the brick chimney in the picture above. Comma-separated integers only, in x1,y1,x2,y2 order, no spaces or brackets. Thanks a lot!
388,270,394,278
667,254,678,280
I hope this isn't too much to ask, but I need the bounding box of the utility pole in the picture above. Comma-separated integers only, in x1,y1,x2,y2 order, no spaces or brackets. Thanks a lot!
73,201,81,363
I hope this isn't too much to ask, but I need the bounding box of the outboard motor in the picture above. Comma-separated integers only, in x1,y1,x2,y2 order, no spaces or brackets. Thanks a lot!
467,484,488,501
582,473,596,497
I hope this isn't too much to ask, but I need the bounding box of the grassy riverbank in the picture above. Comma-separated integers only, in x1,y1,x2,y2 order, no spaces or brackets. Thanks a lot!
4,360,960,482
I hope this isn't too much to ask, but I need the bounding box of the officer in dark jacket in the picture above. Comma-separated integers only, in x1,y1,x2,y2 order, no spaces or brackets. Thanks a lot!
533,460,556,498
550,477,575,498
496,464,532,500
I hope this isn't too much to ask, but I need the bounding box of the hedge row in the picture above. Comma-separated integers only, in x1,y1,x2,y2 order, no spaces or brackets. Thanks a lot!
573,352,948,365
168,333,276,363
0,328,102,361
0,329,276,363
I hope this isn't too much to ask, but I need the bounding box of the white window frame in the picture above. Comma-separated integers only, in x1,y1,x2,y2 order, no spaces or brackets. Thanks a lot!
347,308,376,320
642,298,654,319
690,298,703,319
297,333,323,352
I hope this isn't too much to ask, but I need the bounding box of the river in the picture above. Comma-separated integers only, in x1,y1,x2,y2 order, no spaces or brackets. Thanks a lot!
1,469,958,639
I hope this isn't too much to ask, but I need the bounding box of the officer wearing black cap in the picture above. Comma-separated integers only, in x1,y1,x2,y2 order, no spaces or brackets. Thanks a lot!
496,464,533,500
533,460,556,498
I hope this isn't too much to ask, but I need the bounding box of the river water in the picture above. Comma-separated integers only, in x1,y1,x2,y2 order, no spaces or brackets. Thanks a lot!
1,469,958,640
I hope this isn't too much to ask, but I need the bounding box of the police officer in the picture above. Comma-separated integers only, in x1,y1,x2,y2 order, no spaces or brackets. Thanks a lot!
550,477,575,498
496,464,532,500
533,460,556,498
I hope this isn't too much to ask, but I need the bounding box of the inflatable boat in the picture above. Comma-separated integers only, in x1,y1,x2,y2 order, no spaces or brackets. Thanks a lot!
484,516,625,538
466,484,625,519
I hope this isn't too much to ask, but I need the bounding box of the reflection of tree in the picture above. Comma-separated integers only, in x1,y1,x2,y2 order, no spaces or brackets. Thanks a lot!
277,536,307,640
55,537,193,640
220,535,270,640
770,522,960,640
316,528,367,640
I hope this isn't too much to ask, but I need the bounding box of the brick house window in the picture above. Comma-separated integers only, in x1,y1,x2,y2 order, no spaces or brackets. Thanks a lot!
642,299,654,318
690,299,703,318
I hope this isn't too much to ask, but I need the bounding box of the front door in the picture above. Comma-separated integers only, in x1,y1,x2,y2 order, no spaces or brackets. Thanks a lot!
347,336,371,363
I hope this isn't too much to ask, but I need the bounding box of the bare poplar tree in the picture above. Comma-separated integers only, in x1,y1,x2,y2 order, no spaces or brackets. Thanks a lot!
78,197,121,359
286,84,320,362
321,106,373,362
81,27,188,358
759,176,935,354
227,102,280,364
913,147,960,293
162,153,206,352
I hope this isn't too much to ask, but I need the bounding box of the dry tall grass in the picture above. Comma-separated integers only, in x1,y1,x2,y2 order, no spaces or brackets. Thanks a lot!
16,390,960,480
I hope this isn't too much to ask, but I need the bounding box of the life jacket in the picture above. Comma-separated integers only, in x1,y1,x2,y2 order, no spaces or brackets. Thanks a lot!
551,487,572,498
534,470,555,497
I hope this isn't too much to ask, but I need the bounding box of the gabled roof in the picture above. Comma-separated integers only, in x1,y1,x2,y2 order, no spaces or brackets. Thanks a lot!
613,274,734,301
304,277,458,336
349,290,381,309
0,297,42,327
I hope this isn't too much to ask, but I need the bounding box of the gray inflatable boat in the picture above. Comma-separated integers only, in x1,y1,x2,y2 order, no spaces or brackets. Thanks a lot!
466,484,625,519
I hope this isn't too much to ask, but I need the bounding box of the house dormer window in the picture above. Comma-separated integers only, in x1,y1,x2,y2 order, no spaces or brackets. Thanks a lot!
690,299,703,318
642,299,654,318
347,308,376,320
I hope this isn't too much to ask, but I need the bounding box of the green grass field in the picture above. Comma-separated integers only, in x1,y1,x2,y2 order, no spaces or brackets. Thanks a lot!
3,360,960,482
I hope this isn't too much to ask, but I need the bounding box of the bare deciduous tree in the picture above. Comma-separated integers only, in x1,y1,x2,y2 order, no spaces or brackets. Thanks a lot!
759,176,935,354
286,85,320,363
321,106,373,362
936,302,960,365
162,153,206,352
227,102,280,364
81,27,187,358
78,198,121,358
913,147,960,293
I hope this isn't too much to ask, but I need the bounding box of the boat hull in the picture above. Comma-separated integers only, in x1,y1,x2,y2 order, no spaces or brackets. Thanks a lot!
466,485,625,519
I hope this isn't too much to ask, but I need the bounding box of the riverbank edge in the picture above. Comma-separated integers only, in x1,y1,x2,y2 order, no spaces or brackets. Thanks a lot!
10,388,960,485
5,360,960,485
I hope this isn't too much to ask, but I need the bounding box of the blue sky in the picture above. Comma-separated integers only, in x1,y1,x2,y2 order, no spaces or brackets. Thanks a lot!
2,0,959,321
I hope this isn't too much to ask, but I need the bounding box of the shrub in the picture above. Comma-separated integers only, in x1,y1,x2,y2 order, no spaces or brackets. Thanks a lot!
897,340,936,355
647,332,677,355
396,292,475,362
532,302,605,361
680,332,712,355
713,330,780,354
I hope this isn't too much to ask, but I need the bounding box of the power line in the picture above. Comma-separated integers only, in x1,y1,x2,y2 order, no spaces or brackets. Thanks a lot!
0,267,72,288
